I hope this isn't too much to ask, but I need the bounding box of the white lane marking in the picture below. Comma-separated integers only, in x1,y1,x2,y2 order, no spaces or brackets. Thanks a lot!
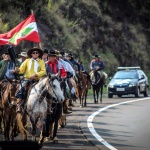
87,97,150,150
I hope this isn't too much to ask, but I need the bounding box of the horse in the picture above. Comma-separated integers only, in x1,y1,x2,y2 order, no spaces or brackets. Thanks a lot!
16,74,64,147
45,76,65,143
76,72,90,107
91,71,105,103
0,79,19,141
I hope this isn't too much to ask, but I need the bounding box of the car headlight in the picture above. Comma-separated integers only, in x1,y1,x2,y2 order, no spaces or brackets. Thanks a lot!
129,83,137,87
108,84,114,88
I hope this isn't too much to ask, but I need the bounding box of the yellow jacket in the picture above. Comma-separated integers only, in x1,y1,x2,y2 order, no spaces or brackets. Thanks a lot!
19,58,46,79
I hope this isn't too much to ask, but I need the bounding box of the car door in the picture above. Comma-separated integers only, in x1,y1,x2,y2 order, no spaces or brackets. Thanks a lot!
138,71,146,92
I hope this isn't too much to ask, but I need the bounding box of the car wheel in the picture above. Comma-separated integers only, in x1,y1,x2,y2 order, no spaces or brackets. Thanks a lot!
108,93,113,98
117,94,122,98
135,87,140,98
143,86,149,97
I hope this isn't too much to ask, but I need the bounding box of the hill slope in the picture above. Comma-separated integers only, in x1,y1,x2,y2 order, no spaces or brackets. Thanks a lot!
0,0,150,75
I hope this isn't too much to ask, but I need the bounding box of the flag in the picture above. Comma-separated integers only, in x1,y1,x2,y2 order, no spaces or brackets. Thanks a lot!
0,14,40,46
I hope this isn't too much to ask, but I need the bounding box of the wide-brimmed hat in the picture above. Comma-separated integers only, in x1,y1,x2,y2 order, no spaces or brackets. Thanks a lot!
55,50,62,57
43,49,48,54
3,50,9,55
27,47,43,58
93,54,99,58
48,50,56,57
77,59,82,63
19,52,27,58
66,53,73,58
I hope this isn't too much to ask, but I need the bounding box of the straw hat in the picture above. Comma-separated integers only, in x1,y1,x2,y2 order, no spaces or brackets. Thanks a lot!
19,52,27,58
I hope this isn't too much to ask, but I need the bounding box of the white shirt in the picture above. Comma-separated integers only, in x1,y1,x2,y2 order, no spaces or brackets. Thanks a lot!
59,58,75,76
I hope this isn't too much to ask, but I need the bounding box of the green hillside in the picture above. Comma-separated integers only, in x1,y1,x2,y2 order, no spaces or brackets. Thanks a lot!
0,0,150,76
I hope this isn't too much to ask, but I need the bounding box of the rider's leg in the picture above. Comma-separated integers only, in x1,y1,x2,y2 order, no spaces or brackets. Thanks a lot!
63,99,72,114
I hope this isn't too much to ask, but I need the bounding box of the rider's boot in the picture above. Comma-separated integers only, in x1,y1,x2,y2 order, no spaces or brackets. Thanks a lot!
16,98,22,113
63,101,72,114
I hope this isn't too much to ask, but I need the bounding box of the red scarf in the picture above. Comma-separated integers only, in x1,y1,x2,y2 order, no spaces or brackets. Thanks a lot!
48,59,58,73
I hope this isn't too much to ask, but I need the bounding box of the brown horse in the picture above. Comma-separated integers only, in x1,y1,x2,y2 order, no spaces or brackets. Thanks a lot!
76,72,90,107
1,79,19,141
0,80,9,133
91,71,105,103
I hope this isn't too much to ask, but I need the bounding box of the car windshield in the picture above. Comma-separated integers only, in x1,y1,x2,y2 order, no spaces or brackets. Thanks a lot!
113,71,138,79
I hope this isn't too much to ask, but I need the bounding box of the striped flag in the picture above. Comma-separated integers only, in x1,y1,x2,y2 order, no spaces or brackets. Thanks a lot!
0,14,40,45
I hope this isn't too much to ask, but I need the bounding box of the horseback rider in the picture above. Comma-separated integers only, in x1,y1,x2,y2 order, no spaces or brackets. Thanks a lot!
45,50,72,114
0,48,20,100
12,47,46,113
55,50,77,105
90,54,107,86
0,48,20,81
66,53,81,86
59,50,73,66
77,59,92,86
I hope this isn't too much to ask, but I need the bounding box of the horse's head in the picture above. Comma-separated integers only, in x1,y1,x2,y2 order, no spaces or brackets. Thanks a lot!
9,80,19,102
48,74,64,103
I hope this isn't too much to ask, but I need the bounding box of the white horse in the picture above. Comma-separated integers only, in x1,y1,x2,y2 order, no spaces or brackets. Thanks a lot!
17,74,64,147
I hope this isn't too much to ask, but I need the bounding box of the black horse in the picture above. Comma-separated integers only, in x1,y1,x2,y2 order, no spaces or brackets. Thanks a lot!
92,71,105,103
45,102,63,142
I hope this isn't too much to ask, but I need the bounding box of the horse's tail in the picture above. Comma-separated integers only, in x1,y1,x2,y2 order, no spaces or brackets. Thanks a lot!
16,113,28,139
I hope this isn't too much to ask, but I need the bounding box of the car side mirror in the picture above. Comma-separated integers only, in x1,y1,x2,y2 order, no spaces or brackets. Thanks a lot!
109,77,112,80
141,75,144,79
139,75,144,80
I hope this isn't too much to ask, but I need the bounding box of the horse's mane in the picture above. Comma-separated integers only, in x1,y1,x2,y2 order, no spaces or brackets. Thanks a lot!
39,74,48,81
51,75,58,82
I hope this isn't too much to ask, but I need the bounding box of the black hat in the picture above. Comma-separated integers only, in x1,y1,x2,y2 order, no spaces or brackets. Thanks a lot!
43,49,48,54
48,50,56,57
93,54,99,58
27,47,43,58
3,50,9,55
60,51,64,55
66,53,73,57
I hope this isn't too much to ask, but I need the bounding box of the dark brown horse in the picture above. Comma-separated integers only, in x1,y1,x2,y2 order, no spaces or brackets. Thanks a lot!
1,79,19,141
91,71,105,103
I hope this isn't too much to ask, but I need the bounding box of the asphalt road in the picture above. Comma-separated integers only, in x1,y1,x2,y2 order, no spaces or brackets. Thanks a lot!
0,95,150,150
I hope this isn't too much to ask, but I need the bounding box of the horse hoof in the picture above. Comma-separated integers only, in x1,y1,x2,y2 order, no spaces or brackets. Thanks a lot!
53,137,58,143
38,141,43,148
45,137,49,142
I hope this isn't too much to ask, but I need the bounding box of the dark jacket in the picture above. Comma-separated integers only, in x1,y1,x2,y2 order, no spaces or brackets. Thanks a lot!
0,59,20,81
69,58,80,71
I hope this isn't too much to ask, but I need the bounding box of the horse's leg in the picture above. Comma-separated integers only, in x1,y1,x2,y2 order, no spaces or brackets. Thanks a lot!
96,89,99,103
30,116,37,141
53,104,62,143
38,117,46,148
0,111,2,132
84,90,87,107
4,115,11,141
45,114,50,139
100,85,103,103
49,122,54,139
93,87,96,103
